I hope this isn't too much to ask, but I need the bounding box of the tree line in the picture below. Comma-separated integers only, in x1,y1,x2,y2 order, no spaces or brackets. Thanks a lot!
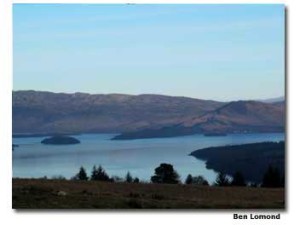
62,163,284,188
72,165,140,183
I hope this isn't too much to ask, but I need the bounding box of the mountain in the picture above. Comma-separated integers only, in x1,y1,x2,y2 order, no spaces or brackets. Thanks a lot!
12,90,224,134
13,91,285,138
113,100,285,140
182,100,284,130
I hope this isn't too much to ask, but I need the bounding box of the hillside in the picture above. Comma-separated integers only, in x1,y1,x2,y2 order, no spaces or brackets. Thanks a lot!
13,91,224,134
113,101,285,140
182,100,284,131
13,91,285,138
190,141,285,183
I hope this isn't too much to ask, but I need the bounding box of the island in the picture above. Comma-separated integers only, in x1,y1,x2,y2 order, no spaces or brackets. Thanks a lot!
41,136,80,145
190,141,285,183
111,126,194,140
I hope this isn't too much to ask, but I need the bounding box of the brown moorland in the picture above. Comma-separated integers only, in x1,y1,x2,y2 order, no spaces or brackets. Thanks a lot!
12,179,284,209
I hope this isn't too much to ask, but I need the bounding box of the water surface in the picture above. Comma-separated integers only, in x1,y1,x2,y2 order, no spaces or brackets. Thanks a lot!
13,133,284,183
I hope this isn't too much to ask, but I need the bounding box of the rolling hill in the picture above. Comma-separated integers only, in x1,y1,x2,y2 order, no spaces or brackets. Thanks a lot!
13,90,224,135
113,100,285,140
13,91,285,138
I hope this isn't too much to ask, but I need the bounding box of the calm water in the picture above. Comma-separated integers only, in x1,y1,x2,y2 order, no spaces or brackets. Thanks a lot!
13,133,284,183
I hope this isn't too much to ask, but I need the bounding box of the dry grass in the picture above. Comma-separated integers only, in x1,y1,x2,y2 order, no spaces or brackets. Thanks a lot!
12,179,285,209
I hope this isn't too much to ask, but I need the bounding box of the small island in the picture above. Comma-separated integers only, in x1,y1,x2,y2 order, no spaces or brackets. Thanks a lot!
41,136,80,145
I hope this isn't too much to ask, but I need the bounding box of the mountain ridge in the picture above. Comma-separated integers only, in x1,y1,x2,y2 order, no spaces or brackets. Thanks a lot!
113,100,285,140
13,90,224,134
13,91,285,138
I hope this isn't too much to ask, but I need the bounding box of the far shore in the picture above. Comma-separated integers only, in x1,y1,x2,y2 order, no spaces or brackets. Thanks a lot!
13,131,284,139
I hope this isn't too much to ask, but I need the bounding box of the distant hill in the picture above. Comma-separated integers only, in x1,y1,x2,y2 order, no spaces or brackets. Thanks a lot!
258,96,285,103
113,101,285,140
13,91,285,138
182,100,284,128
13,91,224,134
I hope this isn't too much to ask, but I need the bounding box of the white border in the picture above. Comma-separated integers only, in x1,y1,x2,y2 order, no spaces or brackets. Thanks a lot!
1,0,300,224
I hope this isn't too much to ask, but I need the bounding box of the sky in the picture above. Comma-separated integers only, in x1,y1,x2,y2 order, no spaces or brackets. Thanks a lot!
13,4,285,101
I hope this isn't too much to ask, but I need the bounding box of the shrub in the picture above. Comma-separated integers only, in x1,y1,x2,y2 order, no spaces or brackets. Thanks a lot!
111,175,124,182
133,177,140,183
192,175,209,185
185,174,209,185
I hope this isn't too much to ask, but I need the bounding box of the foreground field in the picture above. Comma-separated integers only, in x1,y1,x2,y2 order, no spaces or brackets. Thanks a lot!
12,179,285,209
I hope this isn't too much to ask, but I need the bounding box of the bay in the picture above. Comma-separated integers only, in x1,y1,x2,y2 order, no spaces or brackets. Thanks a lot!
12,133,284,184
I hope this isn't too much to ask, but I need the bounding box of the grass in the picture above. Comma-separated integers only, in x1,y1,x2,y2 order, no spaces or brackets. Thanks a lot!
12,178,285,209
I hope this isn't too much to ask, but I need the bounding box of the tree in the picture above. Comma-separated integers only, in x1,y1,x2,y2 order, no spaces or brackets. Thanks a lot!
125,171,133,183
90,165,110,181
73,166,88,181
133,177,140,183
91,165,98,180
192,175,209,186
185,174,209,186
214,172,230,186
185,174,193,184
231,171,246,186
151,163,180,184
262,165,281,188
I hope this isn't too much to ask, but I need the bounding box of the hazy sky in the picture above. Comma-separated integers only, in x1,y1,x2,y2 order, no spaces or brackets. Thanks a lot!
13,4,285,101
